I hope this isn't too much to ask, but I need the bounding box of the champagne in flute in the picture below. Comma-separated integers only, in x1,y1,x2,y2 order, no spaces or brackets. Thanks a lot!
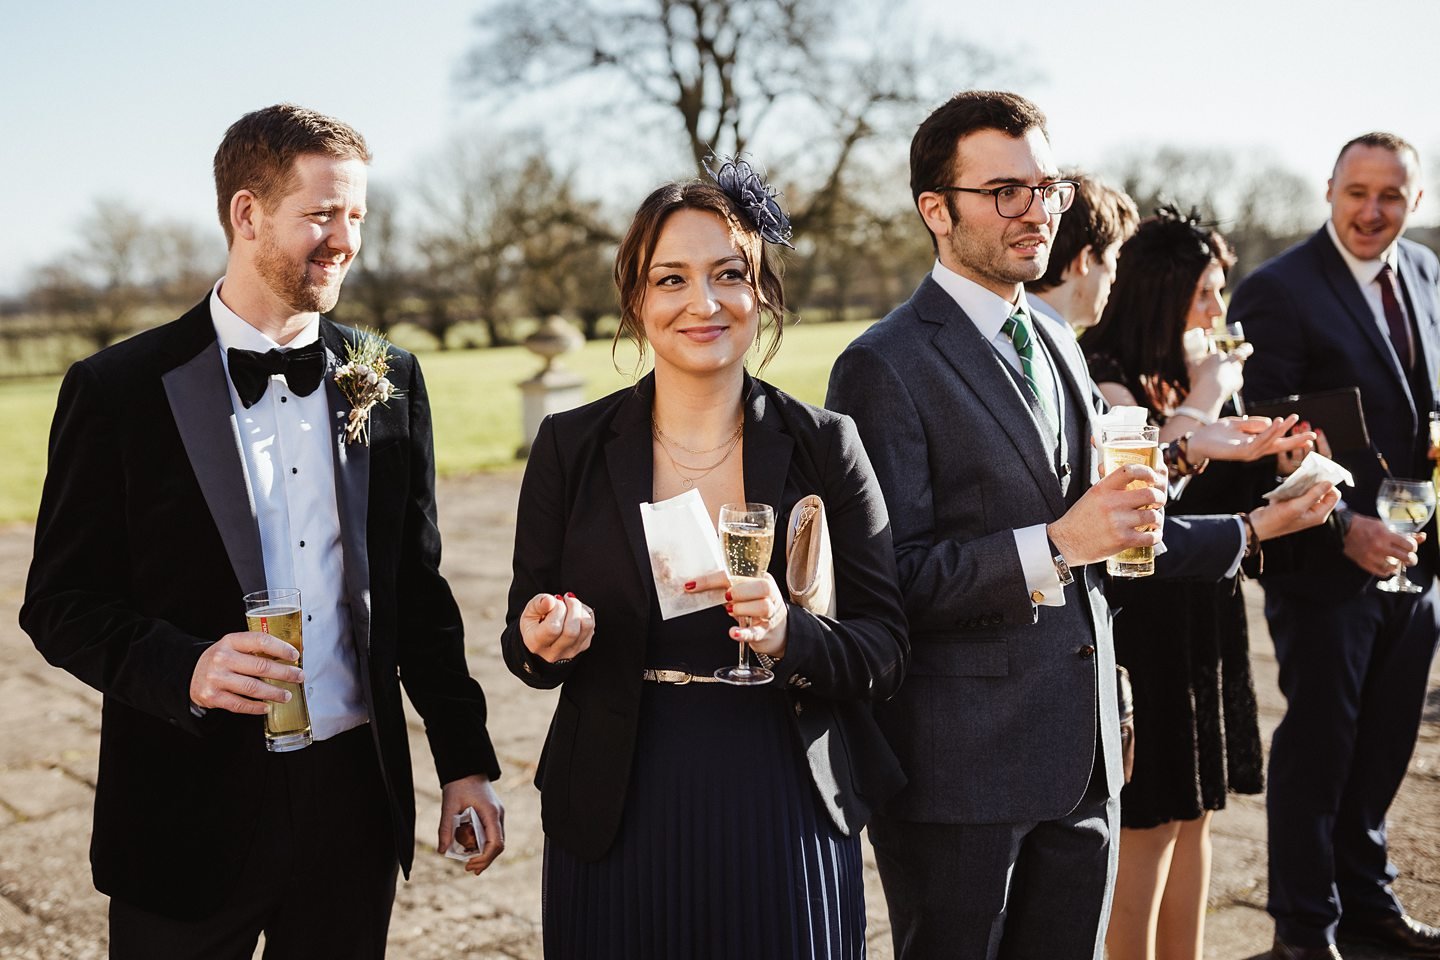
243,588,312,752
1208,321,1248,415
1375,478,1436,594
1100,425,1161,578
714,502,776,685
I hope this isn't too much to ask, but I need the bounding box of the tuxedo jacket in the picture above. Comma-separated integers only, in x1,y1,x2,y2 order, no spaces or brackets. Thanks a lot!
500,374,909,862
20,300,500,919
827,277,1244,825
1232,227,1440,599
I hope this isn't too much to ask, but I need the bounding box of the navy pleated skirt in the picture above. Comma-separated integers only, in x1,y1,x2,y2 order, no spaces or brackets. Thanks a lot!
543,607,866,959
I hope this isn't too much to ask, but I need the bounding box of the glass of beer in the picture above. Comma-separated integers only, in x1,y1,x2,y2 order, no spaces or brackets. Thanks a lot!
243,588,312,752
1101,424,1161,578
714,502,776,685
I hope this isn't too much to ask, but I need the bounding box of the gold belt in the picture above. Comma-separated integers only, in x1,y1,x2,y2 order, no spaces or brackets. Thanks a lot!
641,668,725,685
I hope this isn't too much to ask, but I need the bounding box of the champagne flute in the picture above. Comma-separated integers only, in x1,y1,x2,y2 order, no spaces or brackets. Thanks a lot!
1208,321,1248,415
1375,478,1436,594
714,502,776,685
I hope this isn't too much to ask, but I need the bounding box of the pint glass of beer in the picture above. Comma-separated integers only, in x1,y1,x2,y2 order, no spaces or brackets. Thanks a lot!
243,588,312,752
1100,424,1161,578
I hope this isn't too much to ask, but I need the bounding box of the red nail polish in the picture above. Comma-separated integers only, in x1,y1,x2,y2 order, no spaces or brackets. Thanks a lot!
725,603,734,613
565,592,576,598
554,594,564,600
724,590,732,601
684,581,696,590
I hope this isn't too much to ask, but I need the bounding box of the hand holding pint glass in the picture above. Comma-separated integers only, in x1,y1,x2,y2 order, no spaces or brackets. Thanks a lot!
1100,424,1162,578
244,588,312,752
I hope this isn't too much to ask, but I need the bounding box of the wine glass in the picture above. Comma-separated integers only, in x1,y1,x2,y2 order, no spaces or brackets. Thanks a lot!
1208,321,1249,415
1375,478,1436,594
714,502,776,685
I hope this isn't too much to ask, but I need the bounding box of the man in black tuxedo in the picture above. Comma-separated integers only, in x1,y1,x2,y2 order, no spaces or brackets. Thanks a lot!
20,104,504,959
1233,133,1440,960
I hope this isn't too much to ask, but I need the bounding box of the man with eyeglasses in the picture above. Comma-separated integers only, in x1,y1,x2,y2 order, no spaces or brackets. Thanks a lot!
827,91,1256,959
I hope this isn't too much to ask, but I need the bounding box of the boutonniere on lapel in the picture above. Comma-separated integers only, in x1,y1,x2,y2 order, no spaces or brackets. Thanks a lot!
334,330,401,445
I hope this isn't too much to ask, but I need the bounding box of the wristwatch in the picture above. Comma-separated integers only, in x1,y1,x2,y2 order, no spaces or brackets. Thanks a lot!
1048,538,1075,586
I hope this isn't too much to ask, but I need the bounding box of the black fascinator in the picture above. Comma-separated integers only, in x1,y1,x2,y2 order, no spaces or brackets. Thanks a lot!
703,155,795,249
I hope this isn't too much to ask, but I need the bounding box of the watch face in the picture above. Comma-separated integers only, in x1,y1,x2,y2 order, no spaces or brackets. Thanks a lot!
1054,556,1074,585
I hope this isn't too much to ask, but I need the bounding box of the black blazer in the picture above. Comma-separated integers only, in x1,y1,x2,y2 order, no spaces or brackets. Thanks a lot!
501,374,908,861
20,300,500,919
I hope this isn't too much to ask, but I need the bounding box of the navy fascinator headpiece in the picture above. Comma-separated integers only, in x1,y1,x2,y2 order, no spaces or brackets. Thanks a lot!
703,155,795,249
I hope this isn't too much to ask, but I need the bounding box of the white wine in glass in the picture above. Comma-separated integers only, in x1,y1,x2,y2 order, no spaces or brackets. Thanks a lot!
1375,478,1436,594
1208,321,1248,415
714,502,776,685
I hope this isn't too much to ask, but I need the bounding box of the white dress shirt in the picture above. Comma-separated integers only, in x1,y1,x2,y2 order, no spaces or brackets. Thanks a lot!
930,261,1069,606
211,279,368,740
1325,219,1410,361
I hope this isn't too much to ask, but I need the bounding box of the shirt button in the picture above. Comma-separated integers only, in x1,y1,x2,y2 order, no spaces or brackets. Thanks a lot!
306,614,312,622
299,540,305,548
1030,590,1044,604
1078,645,1096,659
292,467,298,475
280,396,288,403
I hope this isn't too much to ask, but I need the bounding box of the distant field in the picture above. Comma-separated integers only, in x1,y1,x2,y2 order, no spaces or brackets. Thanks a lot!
0,319,875,525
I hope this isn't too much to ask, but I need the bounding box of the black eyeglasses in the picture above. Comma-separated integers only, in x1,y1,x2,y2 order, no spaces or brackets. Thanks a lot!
933,180,1078,219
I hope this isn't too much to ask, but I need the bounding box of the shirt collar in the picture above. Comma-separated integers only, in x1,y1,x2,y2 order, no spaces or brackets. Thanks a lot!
1027,294,1066,328
209,278,321,354
1324,219,1399,288
930,259,1032,341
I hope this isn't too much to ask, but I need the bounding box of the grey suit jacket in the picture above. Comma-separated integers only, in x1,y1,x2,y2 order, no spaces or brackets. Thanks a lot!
827,276,1242,825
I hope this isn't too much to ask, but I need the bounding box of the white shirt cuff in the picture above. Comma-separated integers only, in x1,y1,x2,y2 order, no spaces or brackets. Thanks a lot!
1223,516,1247,579
1016,524,1066,607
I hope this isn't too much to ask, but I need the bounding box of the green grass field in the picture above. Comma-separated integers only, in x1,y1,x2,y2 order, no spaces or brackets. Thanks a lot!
0,319,874,525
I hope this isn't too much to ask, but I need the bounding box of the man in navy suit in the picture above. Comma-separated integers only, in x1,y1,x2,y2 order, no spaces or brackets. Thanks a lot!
1232,132,1440,960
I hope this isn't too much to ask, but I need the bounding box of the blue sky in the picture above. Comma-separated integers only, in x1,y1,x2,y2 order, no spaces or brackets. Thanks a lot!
3,0,1438,296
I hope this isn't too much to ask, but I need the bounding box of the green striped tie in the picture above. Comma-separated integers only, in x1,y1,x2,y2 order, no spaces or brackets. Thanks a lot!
1001,309,1056,427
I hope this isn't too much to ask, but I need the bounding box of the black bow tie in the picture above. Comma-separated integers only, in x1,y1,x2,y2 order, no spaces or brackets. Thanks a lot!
226,341,328,408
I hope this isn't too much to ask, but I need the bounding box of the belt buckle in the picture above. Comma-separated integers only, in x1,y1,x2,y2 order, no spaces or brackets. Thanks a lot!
654,668,691,685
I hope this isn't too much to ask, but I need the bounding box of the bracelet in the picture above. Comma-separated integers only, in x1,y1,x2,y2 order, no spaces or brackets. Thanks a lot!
1172,405,1216,426
1163,433,1210,479
1239,512,1261,558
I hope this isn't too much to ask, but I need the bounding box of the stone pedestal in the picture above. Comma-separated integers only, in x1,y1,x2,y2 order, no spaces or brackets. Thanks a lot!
517,367,585,457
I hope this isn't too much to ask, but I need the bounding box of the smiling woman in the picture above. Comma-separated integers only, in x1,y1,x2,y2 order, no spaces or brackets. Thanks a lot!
499,162,908,959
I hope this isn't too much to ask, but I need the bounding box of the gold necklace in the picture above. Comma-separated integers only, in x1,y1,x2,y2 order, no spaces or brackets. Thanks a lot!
652,417,743,456
653,428,742,487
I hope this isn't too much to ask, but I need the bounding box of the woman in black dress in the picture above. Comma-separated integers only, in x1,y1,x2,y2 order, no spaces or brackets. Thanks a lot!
1084,209,1338,960
500,161,908,958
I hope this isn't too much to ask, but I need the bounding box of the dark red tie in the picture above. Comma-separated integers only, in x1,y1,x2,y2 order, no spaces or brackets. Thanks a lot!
1378,263,1413,371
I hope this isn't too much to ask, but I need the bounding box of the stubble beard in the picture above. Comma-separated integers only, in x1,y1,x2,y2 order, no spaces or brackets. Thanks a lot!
944,201,1048,290
255,227,348,315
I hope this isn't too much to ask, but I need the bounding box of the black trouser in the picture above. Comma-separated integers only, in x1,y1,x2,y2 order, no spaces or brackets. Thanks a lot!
1265,580,1440,947
108,725,398,960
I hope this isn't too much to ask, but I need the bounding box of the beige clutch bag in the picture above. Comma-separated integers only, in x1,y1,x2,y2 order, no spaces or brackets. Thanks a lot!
786,494,836,617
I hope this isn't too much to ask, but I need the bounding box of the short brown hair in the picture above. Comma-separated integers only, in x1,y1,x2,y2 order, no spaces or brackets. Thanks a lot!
1027,171,1139,293
1333,131,1421,176
910,90,1049,251
213,104,371,246
613,182,787,371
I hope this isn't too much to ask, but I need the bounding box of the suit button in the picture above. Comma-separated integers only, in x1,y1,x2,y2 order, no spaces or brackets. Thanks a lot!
522,661,534,674
794,702,803,716
1078,645,1095,659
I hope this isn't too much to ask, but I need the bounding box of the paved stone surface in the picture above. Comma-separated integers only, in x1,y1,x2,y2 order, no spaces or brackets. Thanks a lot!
0,470,1437,958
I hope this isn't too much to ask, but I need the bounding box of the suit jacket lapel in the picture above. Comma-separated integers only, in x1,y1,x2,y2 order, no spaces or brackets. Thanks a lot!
1398,245,1440,412
740,375,796,515
605,378,659,595
161,307,267,595
320,321,372,653
913,279,1067,517
1315,231,1411,394
1034,318,1093,487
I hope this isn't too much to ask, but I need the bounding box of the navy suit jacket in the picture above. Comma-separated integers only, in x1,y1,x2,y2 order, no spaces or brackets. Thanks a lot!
827,276,1243,825
1232,227,1440,599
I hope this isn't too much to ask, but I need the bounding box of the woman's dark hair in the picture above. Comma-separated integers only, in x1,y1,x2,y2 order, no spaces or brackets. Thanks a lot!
1084,206,1235,411
612,181,786,372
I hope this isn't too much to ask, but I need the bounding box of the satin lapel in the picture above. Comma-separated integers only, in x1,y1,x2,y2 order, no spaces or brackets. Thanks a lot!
605,380,659,594
1316,232,1410,394
740,377,795,518
916,283,1067,517
1398,246,1440,412
162,338,267,595
321,322,372,652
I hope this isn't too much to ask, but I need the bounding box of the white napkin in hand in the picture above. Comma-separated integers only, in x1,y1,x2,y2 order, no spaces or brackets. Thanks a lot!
1263,452,1354,501
639,488,728,620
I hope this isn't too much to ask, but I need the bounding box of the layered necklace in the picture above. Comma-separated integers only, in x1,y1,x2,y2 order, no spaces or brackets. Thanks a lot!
652,417,744,488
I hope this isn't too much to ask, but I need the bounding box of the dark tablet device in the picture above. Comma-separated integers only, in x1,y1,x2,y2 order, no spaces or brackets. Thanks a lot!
1245,386,1371,453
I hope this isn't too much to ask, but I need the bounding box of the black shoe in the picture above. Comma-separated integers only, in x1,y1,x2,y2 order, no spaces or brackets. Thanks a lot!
1337,911,1440,956
1270,938,1342,960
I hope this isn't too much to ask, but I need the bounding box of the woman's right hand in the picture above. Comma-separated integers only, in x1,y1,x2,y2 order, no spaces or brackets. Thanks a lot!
520,592,595,663
1276,421,1332,476
1185,347,1248,413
